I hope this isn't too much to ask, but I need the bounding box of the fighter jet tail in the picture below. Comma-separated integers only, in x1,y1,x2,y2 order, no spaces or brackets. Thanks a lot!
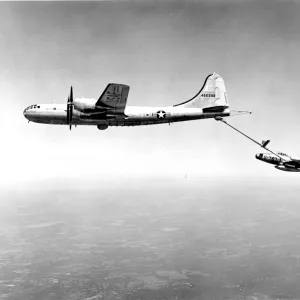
262,140,270,148
174,73,229,112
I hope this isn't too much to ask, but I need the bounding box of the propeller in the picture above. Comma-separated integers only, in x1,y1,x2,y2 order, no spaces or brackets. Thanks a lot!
67,86,73,130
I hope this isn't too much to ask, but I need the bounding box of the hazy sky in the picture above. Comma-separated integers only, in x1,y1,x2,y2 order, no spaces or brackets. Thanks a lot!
1,0,300,188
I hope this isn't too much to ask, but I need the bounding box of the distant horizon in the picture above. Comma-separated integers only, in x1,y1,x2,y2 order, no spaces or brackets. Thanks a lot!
1,174,300,192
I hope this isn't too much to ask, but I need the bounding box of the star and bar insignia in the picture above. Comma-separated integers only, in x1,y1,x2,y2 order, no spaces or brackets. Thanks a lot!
157,110,166,119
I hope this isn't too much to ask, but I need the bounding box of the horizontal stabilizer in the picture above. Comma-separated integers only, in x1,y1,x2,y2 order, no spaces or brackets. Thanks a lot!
203,105,229,113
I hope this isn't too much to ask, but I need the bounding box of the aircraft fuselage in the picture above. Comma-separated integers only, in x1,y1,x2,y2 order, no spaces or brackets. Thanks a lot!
255,152,300,172
23,103,231,127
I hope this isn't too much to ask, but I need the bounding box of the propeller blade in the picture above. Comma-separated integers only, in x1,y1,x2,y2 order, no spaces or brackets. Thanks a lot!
67,96,70,124
70,86,73,103
67,87,74,130
69,97,73,123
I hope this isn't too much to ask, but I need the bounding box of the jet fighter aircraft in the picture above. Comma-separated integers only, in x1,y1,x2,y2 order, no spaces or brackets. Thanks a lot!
217,118,300,172
255,147,300,172
23,73,248,130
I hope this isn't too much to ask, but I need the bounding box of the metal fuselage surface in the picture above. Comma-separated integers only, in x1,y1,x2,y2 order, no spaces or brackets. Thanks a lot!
255,153,282,166
255,152,300,172
24,103,231,127
23,73,234,129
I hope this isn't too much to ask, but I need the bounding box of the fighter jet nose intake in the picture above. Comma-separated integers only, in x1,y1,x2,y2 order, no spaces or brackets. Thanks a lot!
255,153,262,159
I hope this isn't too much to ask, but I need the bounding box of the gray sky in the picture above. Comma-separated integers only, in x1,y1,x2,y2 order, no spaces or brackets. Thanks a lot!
1,0,300,188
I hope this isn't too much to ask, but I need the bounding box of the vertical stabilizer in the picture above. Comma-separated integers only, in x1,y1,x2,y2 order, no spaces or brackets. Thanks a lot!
174,73,229,111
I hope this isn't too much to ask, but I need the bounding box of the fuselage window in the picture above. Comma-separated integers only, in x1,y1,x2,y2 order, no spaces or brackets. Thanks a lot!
53,107,56,110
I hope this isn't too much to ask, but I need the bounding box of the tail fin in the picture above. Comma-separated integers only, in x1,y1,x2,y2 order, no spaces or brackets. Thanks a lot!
262,140,270,148
174,73,229,112
96,83,130,109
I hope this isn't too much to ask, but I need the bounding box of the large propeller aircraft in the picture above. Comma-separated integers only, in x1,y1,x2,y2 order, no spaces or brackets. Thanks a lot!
23,73,249,130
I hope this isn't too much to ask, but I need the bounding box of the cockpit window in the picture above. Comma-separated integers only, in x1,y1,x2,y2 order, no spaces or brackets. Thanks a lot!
26,105,39,110
25,105,40,111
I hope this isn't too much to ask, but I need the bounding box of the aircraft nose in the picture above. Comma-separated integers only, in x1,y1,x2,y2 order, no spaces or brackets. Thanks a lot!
255,153,264,160
23,109,30,120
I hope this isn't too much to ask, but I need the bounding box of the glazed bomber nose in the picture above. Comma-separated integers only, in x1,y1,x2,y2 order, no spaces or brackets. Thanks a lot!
23,109,32,120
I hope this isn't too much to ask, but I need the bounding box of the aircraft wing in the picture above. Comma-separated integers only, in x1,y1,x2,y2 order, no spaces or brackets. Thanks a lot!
96,83,130,115
291,157,300,162
285,159,300,168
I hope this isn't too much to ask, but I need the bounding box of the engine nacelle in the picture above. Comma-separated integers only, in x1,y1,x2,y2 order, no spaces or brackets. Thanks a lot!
73,98,96,112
